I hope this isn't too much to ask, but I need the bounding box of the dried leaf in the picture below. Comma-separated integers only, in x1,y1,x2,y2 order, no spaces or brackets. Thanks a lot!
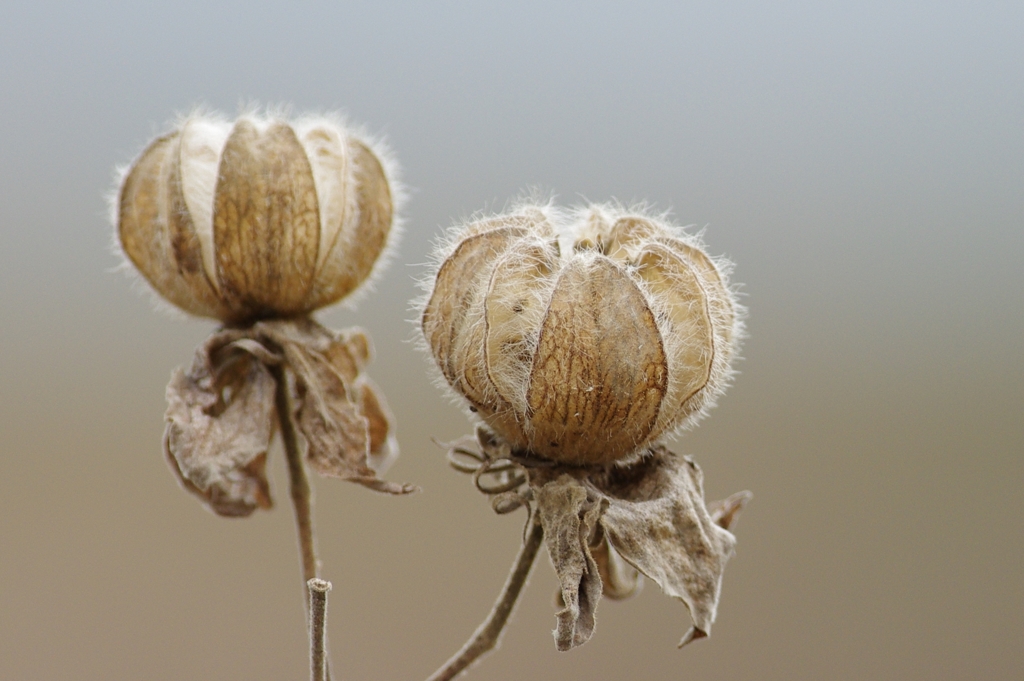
597,449,738,646
451,427,749,652
534,475,606,651
164,329,277,517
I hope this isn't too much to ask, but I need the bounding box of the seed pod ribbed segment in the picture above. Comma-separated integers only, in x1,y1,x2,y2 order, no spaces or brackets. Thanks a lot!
421,205,741,465
117,113,396,324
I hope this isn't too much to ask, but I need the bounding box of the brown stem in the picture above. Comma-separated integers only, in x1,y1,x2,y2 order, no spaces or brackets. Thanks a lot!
308,579,332,681
272,364,331,681
273,364,319,588
425,517,545,681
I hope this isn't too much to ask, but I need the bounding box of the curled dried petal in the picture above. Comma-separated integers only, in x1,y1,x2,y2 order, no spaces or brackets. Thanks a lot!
589,528,642,600
260,319,415,495
163,318,411,517
118,131,231,320
353,376,399,475
164,329,277,517
214,120,320,319
534,476,607,651
491,491,529,515
598,450,740,644
708,490,753,532
521,442,747,650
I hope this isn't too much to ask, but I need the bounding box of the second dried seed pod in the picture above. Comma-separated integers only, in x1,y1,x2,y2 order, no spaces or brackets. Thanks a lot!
422,205,741,465
117,112,396,324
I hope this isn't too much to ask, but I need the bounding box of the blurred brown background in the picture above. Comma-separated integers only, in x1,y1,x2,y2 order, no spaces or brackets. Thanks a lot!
1,2,1022,679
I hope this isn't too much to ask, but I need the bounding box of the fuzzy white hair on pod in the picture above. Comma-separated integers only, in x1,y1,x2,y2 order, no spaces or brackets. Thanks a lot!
416,198,746,458
413,199,565,421
109,105,405,320
574,206,746,439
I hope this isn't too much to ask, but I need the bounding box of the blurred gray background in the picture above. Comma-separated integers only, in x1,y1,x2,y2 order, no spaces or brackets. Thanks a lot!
1,1,1021,679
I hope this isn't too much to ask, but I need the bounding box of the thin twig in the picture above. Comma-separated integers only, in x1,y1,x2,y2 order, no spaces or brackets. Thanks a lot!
425,517,545,681
308,578,332,681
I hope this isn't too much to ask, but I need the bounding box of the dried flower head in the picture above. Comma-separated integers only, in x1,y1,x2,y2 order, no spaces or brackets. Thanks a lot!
421,204,742,465
117,110,411,675
113,110,409,513
419,204,750,671
117,111,397,324
113,111,412,672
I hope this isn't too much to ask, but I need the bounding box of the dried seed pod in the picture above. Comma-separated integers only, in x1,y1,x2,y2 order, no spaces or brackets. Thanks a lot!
116,112,397,324
422,205,741,465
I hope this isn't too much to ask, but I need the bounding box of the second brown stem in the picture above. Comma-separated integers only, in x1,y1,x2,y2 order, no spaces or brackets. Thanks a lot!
426,516,545,681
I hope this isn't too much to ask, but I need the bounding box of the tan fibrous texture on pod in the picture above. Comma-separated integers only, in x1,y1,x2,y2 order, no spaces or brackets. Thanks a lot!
117,113,396,324
422,205,742,465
